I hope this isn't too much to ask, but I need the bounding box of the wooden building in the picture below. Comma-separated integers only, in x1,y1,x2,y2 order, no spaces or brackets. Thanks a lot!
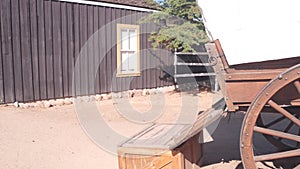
0,0,174,104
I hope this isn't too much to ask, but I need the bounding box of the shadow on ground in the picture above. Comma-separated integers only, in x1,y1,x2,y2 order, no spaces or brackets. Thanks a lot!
202,112,244,168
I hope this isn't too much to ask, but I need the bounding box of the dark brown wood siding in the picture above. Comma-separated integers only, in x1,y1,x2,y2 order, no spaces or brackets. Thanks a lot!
0,0,173,104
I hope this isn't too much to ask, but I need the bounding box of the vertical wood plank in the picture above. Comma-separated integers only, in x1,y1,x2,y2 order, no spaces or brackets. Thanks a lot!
1,0,15,103
157,23,165,87
167,50,173,86
79,5,88,96
105,7,112,92
37,0,47,100
61,2,68,97
0,6,4,104
20,0,34,101
114,8,121,92
52,1,63,98
145,15,151,89
141,22,148,89
44,0,54,99
147,20,156,88
73,3,80,96
11,0,24,102
87,5,94,95
67,3,75,96
150,21,159,88
158,48,163,87
30,0,40,100
118,154,126,169
111,8,117,92
139,14,144,90
163,49,168,87
93,6,100,94
99,6,107,93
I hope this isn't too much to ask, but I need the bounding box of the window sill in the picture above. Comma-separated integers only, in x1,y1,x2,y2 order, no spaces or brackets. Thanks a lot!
116,72,141,77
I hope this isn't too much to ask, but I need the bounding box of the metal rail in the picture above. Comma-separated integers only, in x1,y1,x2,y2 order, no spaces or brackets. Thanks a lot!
174,52,218,91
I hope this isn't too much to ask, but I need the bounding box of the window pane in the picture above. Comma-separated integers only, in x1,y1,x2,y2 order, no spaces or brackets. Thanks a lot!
129,30,137,51
128,52,137,72
121,52,129,72
121,29,129,50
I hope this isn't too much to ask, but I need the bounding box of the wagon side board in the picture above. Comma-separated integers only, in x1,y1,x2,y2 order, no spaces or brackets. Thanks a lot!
206,41,300,111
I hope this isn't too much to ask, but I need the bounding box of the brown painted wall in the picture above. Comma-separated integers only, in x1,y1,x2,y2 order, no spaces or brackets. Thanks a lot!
0,0,173,104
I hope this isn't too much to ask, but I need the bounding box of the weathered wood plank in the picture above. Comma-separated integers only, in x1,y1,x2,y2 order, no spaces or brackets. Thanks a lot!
1,0,15,103
73,3,81,96
67,3,75,96
79,4,88,96
52,1,63,98
140,21,146,89
37,0,47,100
168,51,174,86
114,8,122,92
11,0,24,102
0,6,4,104
105,7,112,92
61,2,69,97
44,0,54,99
137,12,144,90
87,5,94,95
123,124,189,149
93,6,100,94
146,26,152,89
120,9,127,92
20,0,34,101
151,22,163,88
136,12,145,90
30,0,40,100
111,8,117,92
99,6,107,93
147,20,156,88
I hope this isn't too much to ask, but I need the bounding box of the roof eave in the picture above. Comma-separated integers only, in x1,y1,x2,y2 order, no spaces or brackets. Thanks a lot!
58,0,159,12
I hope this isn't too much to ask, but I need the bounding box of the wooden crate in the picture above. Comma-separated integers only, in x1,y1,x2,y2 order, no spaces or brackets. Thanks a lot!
118,97,225,169
118,129,203,169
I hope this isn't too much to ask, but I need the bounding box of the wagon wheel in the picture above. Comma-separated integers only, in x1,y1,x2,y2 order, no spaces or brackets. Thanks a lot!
240,64,300,169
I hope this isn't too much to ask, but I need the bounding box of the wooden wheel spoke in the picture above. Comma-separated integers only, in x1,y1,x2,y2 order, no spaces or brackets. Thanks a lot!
254,126,300,143
294,81,300,94
254,149,300,162
268,100,300,127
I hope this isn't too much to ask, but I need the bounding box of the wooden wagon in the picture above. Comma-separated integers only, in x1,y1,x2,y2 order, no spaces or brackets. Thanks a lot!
200,1,300,168
118,1,300,168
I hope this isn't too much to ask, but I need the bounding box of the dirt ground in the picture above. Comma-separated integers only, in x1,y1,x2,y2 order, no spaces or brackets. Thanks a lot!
0,91,245,169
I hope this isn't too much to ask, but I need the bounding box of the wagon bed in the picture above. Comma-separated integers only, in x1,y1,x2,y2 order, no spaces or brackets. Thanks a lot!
206,40,300,168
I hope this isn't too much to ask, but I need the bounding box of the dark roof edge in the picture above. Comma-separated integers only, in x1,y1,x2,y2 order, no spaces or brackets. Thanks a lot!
58,0,159,12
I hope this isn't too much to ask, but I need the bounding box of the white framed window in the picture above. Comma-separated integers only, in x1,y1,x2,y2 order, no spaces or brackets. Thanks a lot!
117,24,140,77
